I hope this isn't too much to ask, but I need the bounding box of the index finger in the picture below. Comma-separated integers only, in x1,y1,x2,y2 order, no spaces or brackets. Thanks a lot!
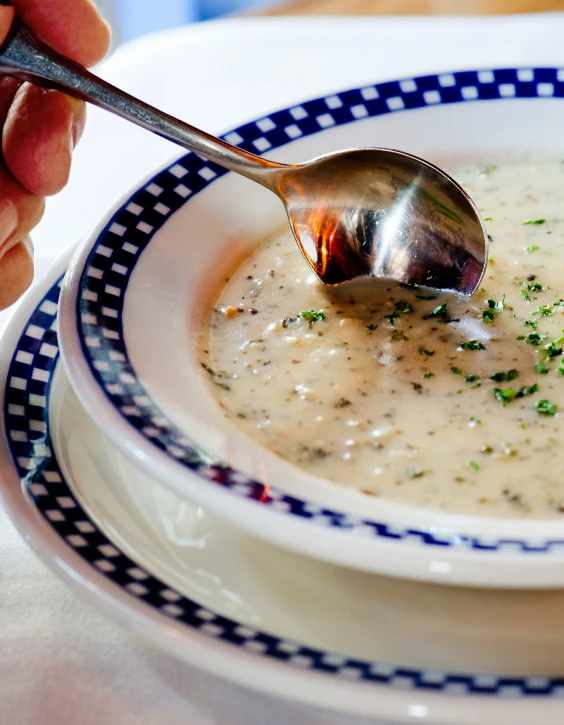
7,0,110,67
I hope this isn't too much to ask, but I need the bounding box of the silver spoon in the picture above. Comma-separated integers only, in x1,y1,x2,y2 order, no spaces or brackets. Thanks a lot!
0,19,488,294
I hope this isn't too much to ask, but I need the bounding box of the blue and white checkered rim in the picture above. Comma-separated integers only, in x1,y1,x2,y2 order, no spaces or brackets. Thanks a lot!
5,274,564,696
75,68,564,552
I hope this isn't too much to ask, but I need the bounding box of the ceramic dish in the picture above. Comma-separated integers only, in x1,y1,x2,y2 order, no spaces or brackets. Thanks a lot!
59,68,564,587
5,250,564,724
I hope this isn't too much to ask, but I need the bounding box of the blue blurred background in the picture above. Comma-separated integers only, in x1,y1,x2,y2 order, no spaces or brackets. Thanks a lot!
95,0,277,45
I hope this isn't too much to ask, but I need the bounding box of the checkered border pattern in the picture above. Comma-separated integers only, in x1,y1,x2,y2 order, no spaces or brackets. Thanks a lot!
6,276,564,697
76,68,564,550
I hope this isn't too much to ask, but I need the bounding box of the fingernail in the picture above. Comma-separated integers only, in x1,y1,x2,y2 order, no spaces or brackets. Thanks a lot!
0,199,18,249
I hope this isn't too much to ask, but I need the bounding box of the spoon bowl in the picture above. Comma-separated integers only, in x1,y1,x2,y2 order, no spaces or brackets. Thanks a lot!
0,20,487,295
277,147,488,292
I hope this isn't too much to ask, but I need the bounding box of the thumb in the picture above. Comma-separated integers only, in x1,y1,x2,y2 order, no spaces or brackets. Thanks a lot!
0,6,14,46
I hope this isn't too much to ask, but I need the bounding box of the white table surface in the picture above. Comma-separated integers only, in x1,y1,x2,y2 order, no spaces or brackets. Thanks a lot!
3,14,564,724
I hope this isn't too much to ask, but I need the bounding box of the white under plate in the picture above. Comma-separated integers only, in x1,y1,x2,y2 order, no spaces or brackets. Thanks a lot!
4,247,564,723
58,67,564,587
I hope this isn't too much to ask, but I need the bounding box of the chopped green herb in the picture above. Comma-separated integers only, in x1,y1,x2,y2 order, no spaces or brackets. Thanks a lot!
535,305,554,316
484,217,493,221
300,310,326,323
523,245,539,254
535,360,550,374
421,349,435,356
490,369,518,382
537,399,557,416
423,372,434,379
524,319,538,329
488,256,494,264
517,332,548,345
459,340,486,351
366,323,378,330
469,417,482,426
523,219,546,225
521,289,531,302
527,282,543,292
465,374,480,383
493,384,538,404
558,362,564,375
451,366,464,375
415,294,438,300
482,309,495,323
428,303,448,319
468,461,480,471
493,388,515,404
488,296,505,311
520,383,539,396
545,341,563,358
385,311,400,325
394,300,413,314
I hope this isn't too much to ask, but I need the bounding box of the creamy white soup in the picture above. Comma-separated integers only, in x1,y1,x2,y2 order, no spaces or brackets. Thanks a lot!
201,160,564,518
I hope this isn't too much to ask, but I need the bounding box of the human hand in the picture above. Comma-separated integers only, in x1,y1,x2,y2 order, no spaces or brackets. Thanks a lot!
0,1,110,309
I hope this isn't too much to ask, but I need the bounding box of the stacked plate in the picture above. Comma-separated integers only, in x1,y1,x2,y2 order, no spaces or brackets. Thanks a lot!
3,67,564,724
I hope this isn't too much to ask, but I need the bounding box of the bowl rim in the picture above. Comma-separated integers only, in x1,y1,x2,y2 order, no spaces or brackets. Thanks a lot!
58,67,564,587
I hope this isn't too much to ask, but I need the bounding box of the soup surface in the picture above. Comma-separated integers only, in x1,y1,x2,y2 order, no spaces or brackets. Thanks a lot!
202,160,564,518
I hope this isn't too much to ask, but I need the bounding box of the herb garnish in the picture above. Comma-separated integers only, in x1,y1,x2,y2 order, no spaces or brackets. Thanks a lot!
428,303,447,319
421,349,435,356
493,384,538,404
535,361,550,374
468,461,480,471
521,289,531,302
490,369,518,382
459,340,486,351
535,305,553,316
537,399,557,416
300,310,325,323
385,311,400,325
366,323,378,330
465,374,480,383
524,319,538,329
394,300,413,314
423,372,434,379
527,282,543,292
523,219,546,225
523,245,540,254
517,332,548,345
545,340,564,358
482,309,495,323
450,366,464,375
488,296,505,311
415,294,438,301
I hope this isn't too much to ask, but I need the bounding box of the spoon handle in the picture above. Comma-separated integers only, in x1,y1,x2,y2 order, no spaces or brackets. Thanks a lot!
0,19,283,187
